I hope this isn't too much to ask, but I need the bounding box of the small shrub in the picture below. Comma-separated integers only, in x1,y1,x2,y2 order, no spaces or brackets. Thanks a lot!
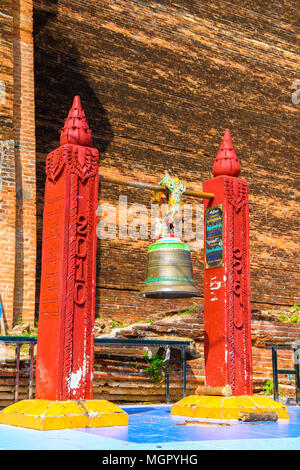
278,305,300,324
110,319,125,328
143,352,168,383
181,302,198,316
263,380,274,396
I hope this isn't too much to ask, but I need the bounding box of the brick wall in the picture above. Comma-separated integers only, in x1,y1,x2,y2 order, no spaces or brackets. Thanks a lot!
0,1,16,327
1,310,299,407
13,0,36,326
33,0,299,328
0,0,36,327
0,1,299,330
93,311,300,402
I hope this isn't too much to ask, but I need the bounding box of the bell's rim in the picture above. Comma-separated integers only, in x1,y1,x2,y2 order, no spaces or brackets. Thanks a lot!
139,290,201,299
140,282,200,299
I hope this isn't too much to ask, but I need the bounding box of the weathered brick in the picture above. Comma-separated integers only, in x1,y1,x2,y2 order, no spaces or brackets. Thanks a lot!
0,0,36,327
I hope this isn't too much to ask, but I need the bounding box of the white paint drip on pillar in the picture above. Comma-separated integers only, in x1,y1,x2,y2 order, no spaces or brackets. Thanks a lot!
210,275,222,301
69,368,82,392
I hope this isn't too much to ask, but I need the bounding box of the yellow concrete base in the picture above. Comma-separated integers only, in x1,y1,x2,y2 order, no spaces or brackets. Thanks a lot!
171,395,289,420
0,399,128,430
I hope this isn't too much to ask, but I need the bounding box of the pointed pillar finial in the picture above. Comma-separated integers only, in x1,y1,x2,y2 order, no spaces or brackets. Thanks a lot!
213,129,241,177
59,95,92,146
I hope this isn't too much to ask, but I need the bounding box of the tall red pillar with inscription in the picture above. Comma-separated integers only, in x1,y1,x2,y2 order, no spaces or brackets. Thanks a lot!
170,129,288,420
36,96,99,400
203,129,253,396
0,97,128,429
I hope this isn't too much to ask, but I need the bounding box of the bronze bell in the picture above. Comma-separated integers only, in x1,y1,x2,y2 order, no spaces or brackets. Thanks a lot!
140,237,200,299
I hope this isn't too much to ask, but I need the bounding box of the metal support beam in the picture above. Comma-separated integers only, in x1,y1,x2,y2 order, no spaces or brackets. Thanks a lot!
14,344,21,403
99,174,215,200
165,346,170,404
28,343,35,400
182,346,187,398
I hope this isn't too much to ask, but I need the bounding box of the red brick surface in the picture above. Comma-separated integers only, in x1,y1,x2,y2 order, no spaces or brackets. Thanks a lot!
0,1,299,335
1,309,299,407
0,0,36,327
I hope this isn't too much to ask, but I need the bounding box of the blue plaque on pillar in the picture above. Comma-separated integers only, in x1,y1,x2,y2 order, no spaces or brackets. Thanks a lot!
205,205,224,269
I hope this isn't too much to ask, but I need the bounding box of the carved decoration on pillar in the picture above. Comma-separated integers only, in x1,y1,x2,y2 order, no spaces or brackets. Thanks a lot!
46,145,98,183
225,177,251,394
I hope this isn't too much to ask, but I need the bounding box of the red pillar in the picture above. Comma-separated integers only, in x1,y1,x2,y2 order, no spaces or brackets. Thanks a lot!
36,96,99,401
203,129,253,396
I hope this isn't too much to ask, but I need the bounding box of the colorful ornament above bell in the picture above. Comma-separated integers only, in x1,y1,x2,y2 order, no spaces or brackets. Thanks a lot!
140,173,200,299
151,172,185,239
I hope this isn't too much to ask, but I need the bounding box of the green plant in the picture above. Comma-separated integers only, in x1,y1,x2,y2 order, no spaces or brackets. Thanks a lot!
181,302,197,316
263,380,274,396
279,304,300,323
290,312,299,323
143,352,167,383
22,331,32,337
110,319,125,328
280,311,286,322
130,357,140,370
278,305,300,324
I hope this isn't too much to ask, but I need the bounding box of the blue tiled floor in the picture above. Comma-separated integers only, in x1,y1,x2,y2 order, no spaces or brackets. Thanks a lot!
0,404,300,450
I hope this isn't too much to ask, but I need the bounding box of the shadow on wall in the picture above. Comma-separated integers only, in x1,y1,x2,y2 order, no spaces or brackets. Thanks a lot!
33,0,114,323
